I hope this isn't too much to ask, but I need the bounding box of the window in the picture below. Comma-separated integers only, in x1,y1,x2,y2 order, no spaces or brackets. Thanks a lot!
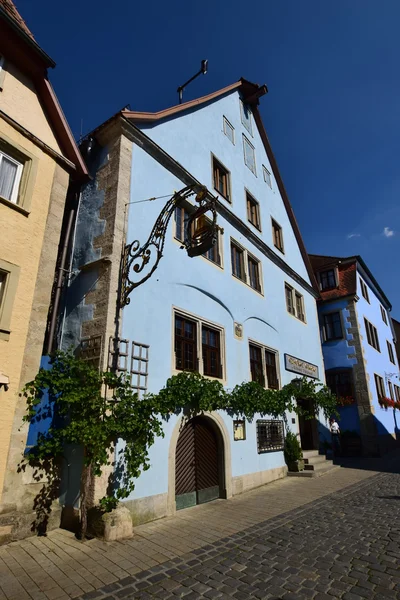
374,374,385,400
212,157,230,202
0,149,23,204
202,325,222,378
295,293,305,322
174,206,189,243
249,344,264,386
389,381,394,400
323,312,343,341
175,314,197,371
174,205,222,266
263,165,272,188
174,311,224,379
395,385,400,402
326,370,353,399
231,242,245,281
243,135,256,175
249,343,280,389
285,284,306,322
387,340,396,364
0,271,6,310
231,239,263,293
381,306,388,325
246,192,260,230
0,55,5,90
240,100,253,135
247,255,261,292
320,269,336,291
256,420,284,453
223,117,235,144
272,219,284,253
360,279,370,303
364,318,380,351
285,284,295,316
0,259,20,341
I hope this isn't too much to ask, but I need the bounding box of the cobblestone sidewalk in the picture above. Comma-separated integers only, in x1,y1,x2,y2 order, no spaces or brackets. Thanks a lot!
0,462,396,600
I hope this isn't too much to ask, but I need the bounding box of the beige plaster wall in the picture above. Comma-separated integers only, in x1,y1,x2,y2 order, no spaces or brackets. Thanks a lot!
0,60,62,153
0,116,68,506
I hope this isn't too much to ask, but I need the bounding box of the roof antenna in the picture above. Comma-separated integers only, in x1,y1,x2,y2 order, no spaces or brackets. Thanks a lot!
177,60,208,104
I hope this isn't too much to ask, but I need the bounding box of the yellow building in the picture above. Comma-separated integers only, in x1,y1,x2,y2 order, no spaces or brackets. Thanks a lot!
0,0,87,541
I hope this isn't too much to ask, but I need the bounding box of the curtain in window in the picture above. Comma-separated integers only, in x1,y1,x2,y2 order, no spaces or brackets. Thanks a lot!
0,156,18,202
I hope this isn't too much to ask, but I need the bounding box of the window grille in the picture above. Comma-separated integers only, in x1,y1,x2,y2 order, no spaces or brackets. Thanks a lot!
256,420,284,453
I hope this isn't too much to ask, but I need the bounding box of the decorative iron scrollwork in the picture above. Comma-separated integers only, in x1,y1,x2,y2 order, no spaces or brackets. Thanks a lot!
120,185,218,307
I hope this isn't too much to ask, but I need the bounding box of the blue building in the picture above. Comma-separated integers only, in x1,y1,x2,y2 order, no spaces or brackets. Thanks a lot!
309,254,400,455
60,79,330,524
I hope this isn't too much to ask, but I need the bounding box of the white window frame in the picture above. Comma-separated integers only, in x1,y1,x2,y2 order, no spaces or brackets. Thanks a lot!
172,307,226,381
262,165,272,188
240,99,253,135
223,116,235,144
0,149,23,204
230,238,263,295
243,135,256,175
285,283,306,323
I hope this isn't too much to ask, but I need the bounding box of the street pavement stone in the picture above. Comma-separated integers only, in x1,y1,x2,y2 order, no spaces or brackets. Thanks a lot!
72,470,400,599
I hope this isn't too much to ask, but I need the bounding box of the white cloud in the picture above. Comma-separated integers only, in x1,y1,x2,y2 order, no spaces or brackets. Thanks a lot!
347,233,361,239
383,227,395,238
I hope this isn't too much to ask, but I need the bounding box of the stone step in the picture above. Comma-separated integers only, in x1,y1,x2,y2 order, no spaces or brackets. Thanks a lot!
302,450,320,459
305,459,332,471
304,455,328,467
287,463,340,478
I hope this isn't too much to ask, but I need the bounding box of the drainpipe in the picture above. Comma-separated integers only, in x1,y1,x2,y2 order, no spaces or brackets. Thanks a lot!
45,190,78,355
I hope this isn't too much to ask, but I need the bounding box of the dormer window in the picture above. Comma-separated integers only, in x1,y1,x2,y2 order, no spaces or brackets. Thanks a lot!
320,269,336,291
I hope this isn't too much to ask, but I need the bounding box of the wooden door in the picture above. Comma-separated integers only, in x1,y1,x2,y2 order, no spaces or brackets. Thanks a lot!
175,417,221,510
298,399,317,450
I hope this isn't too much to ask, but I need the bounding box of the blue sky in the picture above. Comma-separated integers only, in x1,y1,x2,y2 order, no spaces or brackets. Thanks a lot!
18,0,400,318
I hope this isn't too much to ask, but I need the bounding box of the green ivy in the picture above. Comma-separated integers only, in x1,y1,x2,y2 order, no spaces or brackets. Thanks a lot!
22,352,338,537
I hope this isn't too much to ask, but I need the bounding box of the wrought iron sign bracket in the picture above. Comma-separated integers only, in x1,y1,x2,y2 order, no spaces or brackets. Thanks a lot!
120,184,218,307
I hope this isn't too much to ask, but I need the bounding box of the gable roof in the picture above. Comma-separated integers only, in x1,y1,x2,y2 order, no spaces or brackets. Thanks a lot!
309,253,391,309
0,0,87,179
89,78,318,291
0,0,33,39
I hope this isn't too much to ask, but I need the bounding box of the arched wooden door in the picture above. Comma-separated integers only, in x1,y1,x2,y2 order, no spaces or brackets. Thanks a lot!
175,416,222,510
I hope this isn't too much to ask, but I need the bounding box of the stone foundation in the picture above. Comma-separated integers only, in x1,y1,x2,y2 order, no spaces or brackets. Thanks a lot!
232,465,288,496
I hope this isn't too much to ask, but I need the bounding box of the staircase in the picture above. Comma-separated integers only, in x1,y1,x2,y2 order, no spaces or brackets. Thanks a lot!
288,450,340,478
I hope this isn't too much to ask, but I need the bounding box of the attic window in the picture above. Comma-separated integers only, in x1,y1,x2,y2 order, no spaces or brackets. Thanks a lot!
240,100,253,135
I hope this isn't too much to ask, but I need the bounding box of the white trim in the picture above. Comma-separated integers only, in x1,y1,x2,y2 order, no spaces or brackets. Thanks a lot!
0,149,23,204
262,165,272,188
240,99,253,136
223,116,235,145
242,134,257,176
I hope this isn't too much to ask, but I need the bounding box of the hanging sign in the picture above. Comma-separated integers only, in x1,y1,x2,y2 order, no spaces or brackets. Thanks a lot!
284,354,319,379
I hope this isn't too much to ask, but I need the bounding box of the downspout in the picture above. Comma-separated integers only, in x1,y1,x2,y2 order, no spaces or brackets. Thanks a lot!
45,189,79,355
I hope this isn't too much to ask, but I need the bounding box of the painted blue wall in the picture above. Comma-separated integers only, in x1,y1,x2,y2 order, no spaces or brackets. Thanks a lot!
119,90,327,501
356,266,399,436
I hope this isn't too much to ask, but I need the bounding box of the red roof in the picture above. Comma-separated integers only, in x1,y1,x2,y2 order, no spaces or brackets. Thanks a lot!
0,0,34,39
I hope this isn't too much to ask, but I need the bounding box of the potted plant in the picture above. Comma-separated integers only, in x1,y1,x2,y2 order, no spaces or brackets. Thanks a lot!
284,431,304,472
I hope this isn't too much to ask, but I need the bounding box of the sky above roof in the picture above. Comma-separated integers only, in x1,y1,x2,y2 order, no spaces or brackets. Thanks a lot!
15,0,400,319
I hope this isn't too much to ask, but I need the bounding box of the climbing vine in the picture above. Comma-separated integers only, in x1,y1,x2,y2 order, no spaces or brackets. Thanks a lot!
22,352,338,538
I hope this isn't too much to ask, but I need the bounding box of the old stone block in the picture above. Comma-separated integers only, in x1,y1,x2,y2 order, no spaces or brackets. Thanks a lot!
89,505,133,541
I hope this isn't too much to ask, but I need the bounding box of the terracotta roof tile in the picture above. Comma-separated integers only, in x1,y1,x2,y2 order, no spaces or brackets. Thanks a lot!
0,0,34,39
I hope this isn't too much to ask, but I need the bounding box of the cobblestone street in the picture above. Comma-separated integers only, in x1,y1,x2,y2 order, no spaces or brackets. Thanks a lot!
79,471,400,600
1,463,400,600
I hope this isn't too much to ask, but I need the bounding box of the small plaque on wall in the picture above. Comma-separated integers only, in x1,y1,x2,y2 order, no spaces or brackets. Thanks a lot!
233,419,246,441
234,322,243,340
